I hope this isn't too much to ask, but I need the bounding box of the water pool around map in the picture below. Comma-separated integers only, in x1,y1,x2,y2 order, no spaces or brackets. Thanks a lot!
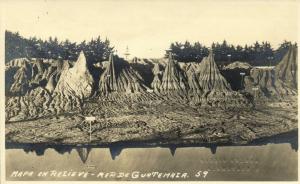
5,130,298,181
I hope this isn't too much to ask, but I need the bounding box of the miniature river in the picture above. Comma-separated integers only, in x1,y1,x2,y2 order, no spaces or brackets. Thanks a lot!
5,130,298,181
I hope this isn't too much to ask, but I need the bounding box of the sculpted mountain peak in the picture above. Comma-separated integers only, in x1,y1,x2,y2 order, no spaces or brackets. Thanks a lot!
244,45,298,98
158,53,188,94
99,53,149,94
55,51,94,98
275,45,297,89
198,51,232,94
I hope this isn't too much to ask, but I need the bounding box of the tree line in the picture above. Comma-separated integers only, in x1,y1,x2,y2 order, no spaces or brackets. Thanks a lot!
5,30,296,66
5,31,114,64
167,40,296,66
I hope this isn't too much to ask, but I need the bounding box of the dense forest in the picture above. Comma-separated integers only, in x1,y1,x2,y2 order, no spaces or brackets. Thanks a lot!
5,31,114,64
167,40,295,66
5,30,296,66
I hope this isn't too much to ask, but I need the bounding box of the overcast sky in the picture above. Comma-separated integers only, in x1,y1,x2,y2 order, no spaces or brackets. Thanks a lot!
1,0,298,58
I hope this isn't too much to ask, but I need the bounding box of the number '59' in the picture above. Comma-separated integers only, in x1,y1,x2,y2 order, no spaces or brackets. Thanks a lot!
195,171,209,178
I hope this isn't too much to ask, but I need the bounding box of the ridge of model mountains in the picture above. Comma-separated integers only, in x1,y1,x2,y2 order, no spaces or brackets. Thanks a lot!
243,45,297,98
9,47,300,121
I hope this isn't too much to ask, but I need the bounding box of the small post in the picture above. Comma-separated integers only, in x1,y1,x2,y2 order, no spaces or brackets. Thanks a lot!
124,46,130,60
240,72,246,90
89,121,92,142
252,87,259,98
85,116,96,142
227,54,231,63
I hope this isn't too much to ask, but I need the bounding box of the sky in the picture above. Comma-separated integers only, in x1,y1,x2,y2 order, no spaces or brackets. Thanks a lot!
1,0,299,58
